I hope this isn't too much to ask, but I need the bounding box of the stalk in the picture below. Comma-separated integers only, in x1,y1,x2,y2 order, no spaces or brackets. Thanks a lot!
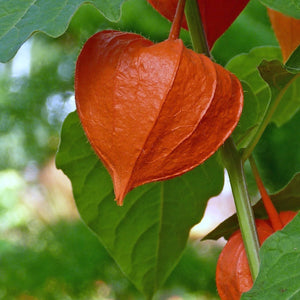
221,139,260,279
249,155,283,231
169,0,187,40
184,1,260,280
184,0,210,56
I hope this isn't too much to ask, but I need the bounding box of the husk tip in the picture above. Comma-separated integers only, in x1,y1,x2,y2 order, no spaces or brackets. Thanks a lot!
114,195,124,206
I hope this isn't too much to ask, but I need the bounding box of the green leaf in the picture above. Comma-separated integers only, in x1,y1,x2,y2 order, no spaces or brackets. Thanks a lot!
255,108,300,192
227,48,300,160
258,59,300,126
226,46,282,148
242,212,300,299
259,0,300,19
0,0,125,63
56,111,224,298
203,173,300,240
285,45,300,73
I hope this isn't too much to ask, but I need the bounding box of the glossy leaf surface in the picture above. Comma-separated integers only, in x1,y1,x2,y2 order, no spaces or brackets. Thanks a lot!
147,0,249,48
75,30,243,204
56,111,224,298
0,0,125,62
242,213,300,299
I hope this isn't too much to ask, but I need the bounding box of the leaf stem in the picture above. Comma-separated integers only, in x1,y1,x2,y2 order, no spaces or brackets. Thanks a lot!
169,0,187,40
184,0,210,56
242,74,300,161
249,155,283,231
221,138,260,279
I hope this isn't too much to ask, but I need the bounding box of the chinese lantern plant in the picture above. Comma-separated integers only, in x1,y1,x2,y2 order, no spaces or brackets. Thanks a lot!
0,0,300,299
54,0,300,299
60,0,244,297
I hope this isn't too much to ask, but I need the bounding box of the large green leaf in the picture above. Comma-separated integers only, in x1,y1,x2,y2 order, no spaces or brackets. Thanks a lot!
56,111,224,298
226,46,282,148
258,59,300,127
203,173,300,240
0,0,125,63
242,212,300,299
260,0,300,19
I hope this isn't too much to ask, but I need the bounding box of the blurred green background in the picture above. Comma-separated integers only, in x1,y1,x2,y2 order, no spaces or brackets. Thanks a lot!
0,0,278,298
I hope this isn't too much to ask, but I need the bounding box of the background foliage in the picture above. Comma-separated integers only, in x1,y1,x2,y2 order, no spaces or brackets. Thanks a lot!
1,0,299,299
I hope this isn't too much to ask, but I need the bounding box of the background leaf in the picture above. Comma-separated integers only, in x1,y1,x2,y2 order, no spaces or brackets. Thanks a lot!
254,109,300,192
258,59,300,126
56,111,224,298
259,0,300,19
242,212,300,299
285,45,300,73
0,0,125,63
225,46,281,148
203,172,300,241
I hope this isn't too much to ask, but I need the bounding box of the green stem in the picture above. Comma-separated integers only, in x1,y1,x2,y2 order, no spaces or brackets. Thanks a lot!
221,139,260,279
242,74,300,161
184,2,260,281
184,0,210,56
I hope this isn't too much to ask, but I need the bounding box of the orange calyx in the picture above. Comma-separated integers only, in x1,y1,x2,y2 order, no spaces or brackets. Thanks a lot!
216,211,297,299
268,8,300,62
75,30,243,204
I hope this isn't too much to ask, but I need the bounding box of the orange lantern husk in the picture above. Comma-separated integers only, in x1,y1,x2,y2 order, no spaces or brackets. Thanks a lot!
75,30,243,204
268,8,300,62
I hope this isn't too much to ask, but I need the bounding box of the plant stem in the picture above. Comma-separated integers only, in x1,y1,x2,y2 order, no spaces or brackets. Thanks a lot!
184,0,210,56
249,155,283,231
221,139,260,279
169,0,187,40
184,1,260,281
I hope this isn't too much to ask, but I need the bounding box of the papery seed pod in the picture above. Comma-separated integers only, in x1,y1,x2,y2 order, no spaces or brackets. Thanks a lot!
216,211,297,300
268,8,300,62
147,0,249,48
75,30,243,205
